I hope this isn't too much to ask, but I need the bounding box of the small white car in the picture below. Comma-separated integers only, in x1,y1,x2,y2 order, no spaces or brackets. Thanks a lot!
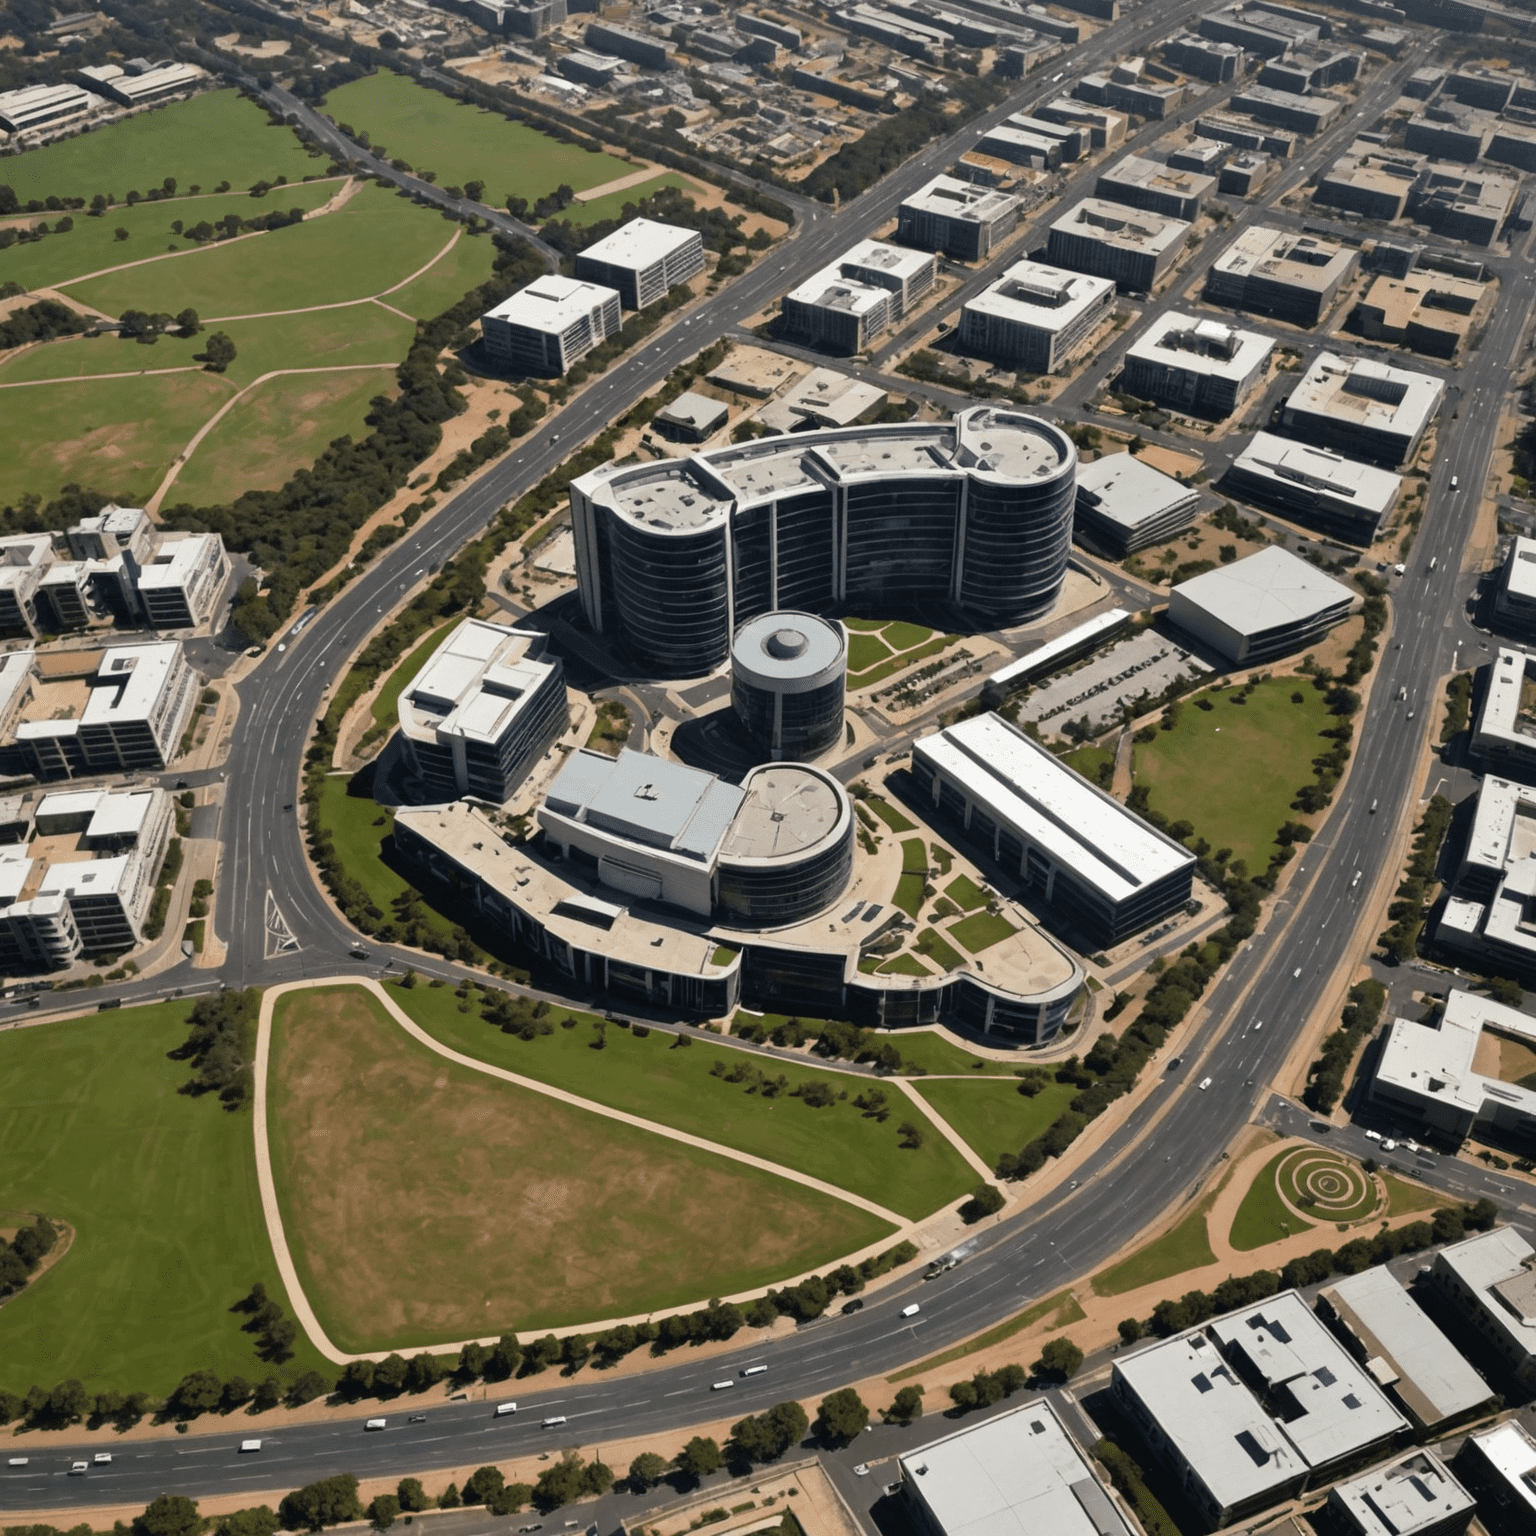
93,1453,112,1465
365,1418,387,1431
1198,1077,1212,1091
240,1440,263,1453
712,1380,733,1391
1364,1129,1383,1142
495,1402,518,1416
1382,1139,1398,1152
7,1457,28,1467
69,1463,87,1476
901,1303,921,1318
542,1416,568,1428
741,1365,767,1377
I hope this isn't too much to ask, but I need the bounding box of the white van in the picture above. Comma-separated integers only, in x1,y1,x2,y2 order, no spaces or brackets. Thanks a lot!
365,1418,387,1431
240,1440,262,1453
542,1416,568,1428
900,1303,921,1318
711,1380,734,1391
69,1463,87,1476
741,1365,768,1377
7,1457,28,1467
495,1402,518,1416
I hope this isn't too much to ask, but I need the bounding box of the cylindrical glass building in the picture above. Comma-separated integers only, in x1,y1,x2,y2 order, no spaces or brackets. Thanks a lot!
731,612,846,761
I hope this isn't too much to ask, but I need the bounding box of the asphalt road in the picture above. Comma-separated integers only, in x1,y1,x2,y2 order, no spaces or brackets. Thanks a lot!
7,8,1536,1512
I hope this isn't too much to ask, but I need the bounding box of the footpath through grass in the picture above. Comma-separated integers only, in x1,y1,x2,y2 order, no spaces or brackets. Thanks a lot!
0,1000,329,1397
912,1078,1077,1171
398,985,975,1221
323,71,632,204
269,986,892,1350
0,89,317,204
1133,679,1334,870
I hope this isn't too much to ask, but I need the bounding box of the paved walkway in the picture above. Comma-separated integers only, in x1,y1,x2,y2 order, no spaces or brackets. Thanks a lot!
252,978,926,1364
573,164,664,202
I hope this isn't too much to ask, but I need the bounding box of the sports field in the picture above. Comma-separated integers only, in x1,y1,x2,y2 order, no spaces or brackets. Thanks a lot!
0,179,340,291
268,987,892,1350
66,182,457,319
1133,679,1335,869
323,71,632,204
911,1078,1077,1171
0,89,317,205
399,987,975,1221
169,369,398,506
0,1000,327,1396
0,369,232,508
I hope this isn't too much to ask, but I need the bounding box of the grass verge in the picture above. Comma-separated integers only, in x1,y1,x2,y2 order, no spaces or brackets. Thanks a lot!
911,1078,1078,1171
888,1288,1083,1381
1091,1193,1219,1297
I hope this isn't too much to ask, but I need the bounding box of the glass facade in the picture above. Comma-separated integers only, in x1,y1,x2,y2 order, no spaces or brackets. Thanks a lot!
716,816,854,927
606,517,731,676
961,477,1076,625
775,490,838,611
843,477,960,608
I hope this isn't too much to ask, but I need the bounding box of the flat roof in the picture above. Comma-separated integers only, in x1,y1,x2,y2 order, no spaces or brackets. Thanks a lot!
1126,311,1275,383
915,712,1195,904
87,789,156,841
402,618,560,750
1076,453,1199,531
1474,645,1536,757
898,1399,1135,1536
1437,1227,1536,1366
1234,431,1402,515
1098,153,1215,201
1320,1263,1493,1426
578,217,700,271
546,747,745,862
718,764,848,863
1171,545,1355,639
1466,1421,1536,1519
989,609,1131,689
484,274,618,334
81,642,181,727
731,611,844,681
1050,197,1190,253
963,258,1114,336
655,390,729,432
1464,772,1536,874
136,531,220,594
838,237,935,279
783,269,890,318
1505,535,1536,602
37,851,131,900
1211,223,1356,291
1329,1451,1475,1536
900,173,1020,225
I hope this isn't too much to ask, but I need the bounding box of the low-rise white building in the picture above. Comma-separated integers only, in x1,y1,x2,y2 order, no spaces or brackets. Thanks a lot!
898,1399,1137,1536
1205,225,1358,326
1326,1450,1475,1536
1111,1290,1408,1531
1046,198,1190,291
896,174,1021,261
1074,453,1200,556
397,618,569,805
911,711,1196,947
1096,153,1215,220
481,276,622,376
1495,535,1536,634
1441,774,1536,973
781,240,937,353
958,259,1115,373
1169,544,1358,664
575,217,705,309
1227,430,1401,545
1472,646,1536,774
1455,1420,1536,1536
1122,312,1274,418
135,532,229,630
1431,1227,1536,1391
1281,352,1445,468
0,81,94,134
76,60,205,105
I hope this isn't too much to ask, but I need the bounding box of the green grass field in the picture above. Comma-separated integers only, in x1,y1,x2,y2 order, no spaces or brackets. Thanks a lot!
1229,1150,1317,1252
0,1000,329,1397
1134,680,1334,869
270,987,892,1350
867,795,917,833
66,182,458,320
949,912,1017,953
370,619,459,734
569,172,696,227
912,1078,1077,1171
323,71,632,204
894,838,928,917
398,987,974,1221
877,952,930,976
1,89,318,205
1062,744,1115,786
383,228,498,321
316,773,413,913
915,928,965,972
1,180,340,291
889,1031,1023,1075
0,368,232,508
944,874,988,911
1091,1193,1218,1297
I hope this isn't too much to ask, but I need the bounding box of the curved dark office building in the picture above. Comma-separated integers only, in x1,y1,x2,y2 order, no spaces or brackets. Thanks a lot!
569,408,1078,677
731,611,846,761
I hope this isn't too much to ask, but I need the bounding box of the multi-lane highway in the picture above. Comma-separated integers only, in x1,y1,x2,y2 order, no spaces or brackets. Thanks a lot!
8,9,1536,1513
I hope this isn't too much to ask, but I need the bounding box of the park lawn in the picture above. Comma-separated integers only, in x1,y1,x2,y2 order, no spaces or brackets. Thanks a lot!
885,621,932,649
878,953,931,976
868,795,917,833
944,874,989,911
949,912,1018,953
269,987,894,1349
324,71,632,202
1091,1192,1219,1296
384,228,499,320
1383,1170,1442,1216
912,1078,1077,1171
66,183,458,320
169,369,398,506
890,1031,1023,1076
1062,744,1115,786
568,172,696,226
847,633,891,672
370,619,460,734
1,89,318,205
316,773,413,913
0,369,232,508
0,180,340,292
397,985,975,1221
1134,679,1334,870
0,1000,330,1397
1229,1150,1316,1252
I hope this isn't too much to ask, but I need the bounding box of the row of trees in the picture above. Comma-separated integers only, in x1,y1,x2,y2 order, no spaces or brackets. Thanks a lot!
0,299,90,351
1378,792,1456,964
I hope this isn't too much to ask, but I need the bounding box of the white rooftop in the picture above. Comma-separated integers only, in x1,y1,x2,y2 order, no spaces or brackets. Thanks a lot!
989,609,1130,690
81,642,181,728
1436,1226,1536,1359
1505,535,1536,602
783,267,890,319
898,1399,1135,1536
1235,431,1402,516
578,216,700,270
1172,545,1355,640
1466,1421,1536,1521
1211,224,1357,289
1286,351,1445,441
37,852,131,900
1475,645,1536,758
1076,453,1199,533
1463,773,1536,876
484,275,619,334
402,618,560,750
916,712,1195,906
901,173,1020,225
1050,197,1190,254
1100,152,1215,201
837,237,936,281
1329,1450,1475,1536
964,259,1114,336
1126,310,1275,383
135,531,220,595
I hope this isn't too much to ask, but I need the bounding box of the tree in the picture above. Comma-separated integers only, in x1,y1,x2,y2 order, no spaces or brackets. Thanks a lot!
437,1485,460,1510
175,308,201,336
486,1332,522,1379
1486,976,1523,1007
1118,1318,1144,1346
959,1183,1005,1223
279,1475,362,1531
134,1495,201,1536
169,1371,223,1418
815,1387,868,1446
395,1479,429,1514
286,1371,329,1406
1033,1337,1084,1383
898,1120,925,1149
366,1496,399,1529
462,1466,504,1505
673,1435,723,1482
114,227,130,241
728,1400,808,1464
882,1385,924,1425
373,1353,408,1396
196,331,238,373
628,1452,669,1490
217,1507,278,1536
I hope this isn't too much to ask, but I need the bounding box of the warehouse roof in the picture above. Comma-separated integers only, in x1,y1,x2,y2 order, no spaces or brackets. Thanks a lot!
579,216,699,269
1171,545,1355,638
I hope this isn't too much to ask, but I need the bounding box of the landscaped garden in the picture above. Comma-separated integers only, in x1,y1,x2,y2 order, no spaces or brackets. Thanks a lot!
844,617,962,689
